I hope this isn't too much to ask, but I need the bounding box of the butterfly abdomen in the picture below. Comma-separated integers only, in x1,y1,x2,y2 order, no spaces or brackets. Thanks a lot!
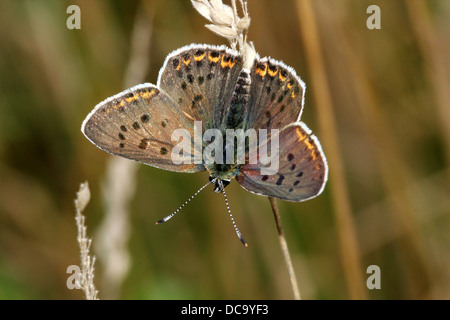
226,69,251,130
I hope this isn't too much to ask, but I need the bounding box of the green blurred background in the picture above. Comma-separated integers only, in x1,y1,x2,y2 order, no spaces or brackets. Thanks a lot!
0,0,449,299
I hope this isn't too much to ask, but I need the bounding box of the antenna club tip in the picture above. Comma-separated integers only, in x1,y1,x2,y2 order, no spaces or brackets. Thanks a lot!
244,243,248,247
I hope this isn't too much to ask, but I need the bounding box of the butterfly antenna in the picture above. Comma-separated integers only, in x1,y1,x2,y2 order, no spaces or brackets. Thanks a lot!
222,188,248,247
156,180,212,225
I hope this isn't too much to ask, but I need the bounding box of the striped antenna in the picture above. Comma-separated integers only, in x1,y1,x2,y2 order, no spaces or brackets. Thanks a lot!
156,180,212,225
222,188,248,247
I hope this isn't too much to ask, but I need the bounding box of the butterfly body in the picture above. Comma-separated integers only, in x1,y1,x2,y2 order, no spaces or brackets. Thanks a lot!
204,67,252,186
82,44,328,202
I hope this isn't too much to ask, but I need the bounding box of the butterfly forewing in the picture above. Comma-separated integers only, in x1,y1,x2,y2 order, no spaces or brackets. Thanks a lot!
246,57,305,131
237,122,328,201
82,83,204,173
158,44,243,132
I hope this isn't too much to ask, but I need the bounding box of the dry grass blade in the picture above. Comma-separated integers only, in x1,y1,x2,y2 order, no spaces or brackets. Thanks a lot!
331,11,435,298
405,0,450,191
94,0,155,299
269,197,301,300
295,0,367,299
74,181,99,300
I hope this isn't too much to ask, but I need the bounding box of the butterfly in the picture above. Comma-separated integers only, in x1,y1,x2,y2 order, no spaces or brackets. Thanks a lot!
82,44,328,246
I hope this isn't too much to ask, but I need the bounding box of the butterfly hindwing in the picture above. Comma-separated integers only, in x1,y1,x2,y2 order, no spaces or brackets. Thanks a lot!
82,83,204,173
236,122,328,201
246,57,305,131
158,44,244,131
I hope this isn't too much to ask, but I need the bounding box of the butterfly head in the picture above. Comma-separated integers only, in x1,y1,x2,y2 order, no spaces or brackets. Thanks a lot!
205,161,240,184
209,176,231,193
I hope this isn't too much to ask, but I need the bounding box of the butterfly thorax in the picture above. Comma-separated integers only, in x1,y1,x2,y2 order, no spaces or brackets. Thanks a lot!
207,161,241,180
225,69,251,130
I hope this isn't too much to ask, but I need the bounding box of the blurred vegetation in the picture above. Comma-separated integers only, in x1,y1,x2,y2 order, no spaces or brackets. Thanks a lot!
0,0,449,299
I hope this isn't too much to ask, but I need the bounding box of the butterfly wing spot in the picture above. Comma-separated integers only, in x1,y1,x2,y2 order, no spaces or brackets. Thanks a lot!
187,74,194,83
296,128,307,141
194,50,206,67
124,93,140,105
139,88,158,100
194,49,206,59
182,53,191,66
141,114,150,123
293,180,300,186
161,121,166,128
276,175,285,186
160,147,168,155
305,137,315,150
119,143,125,148
120,125,127,132
262,175,269,181
172,58,180,69
181,82,187,90
287,79,295,89
198,75,204,85
138,138,149,150
290,86,300,101
118,133,125,140
220,55,238,69
290,164,296,171
132,122,141,130
208,51,220,63
268,65,278,77
207,73,214,80
290,91,297,100
255,62,268,78
287,153,294,161
191,94,204,109
278,69,288,82
297,171,304,177
221,55,230,68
